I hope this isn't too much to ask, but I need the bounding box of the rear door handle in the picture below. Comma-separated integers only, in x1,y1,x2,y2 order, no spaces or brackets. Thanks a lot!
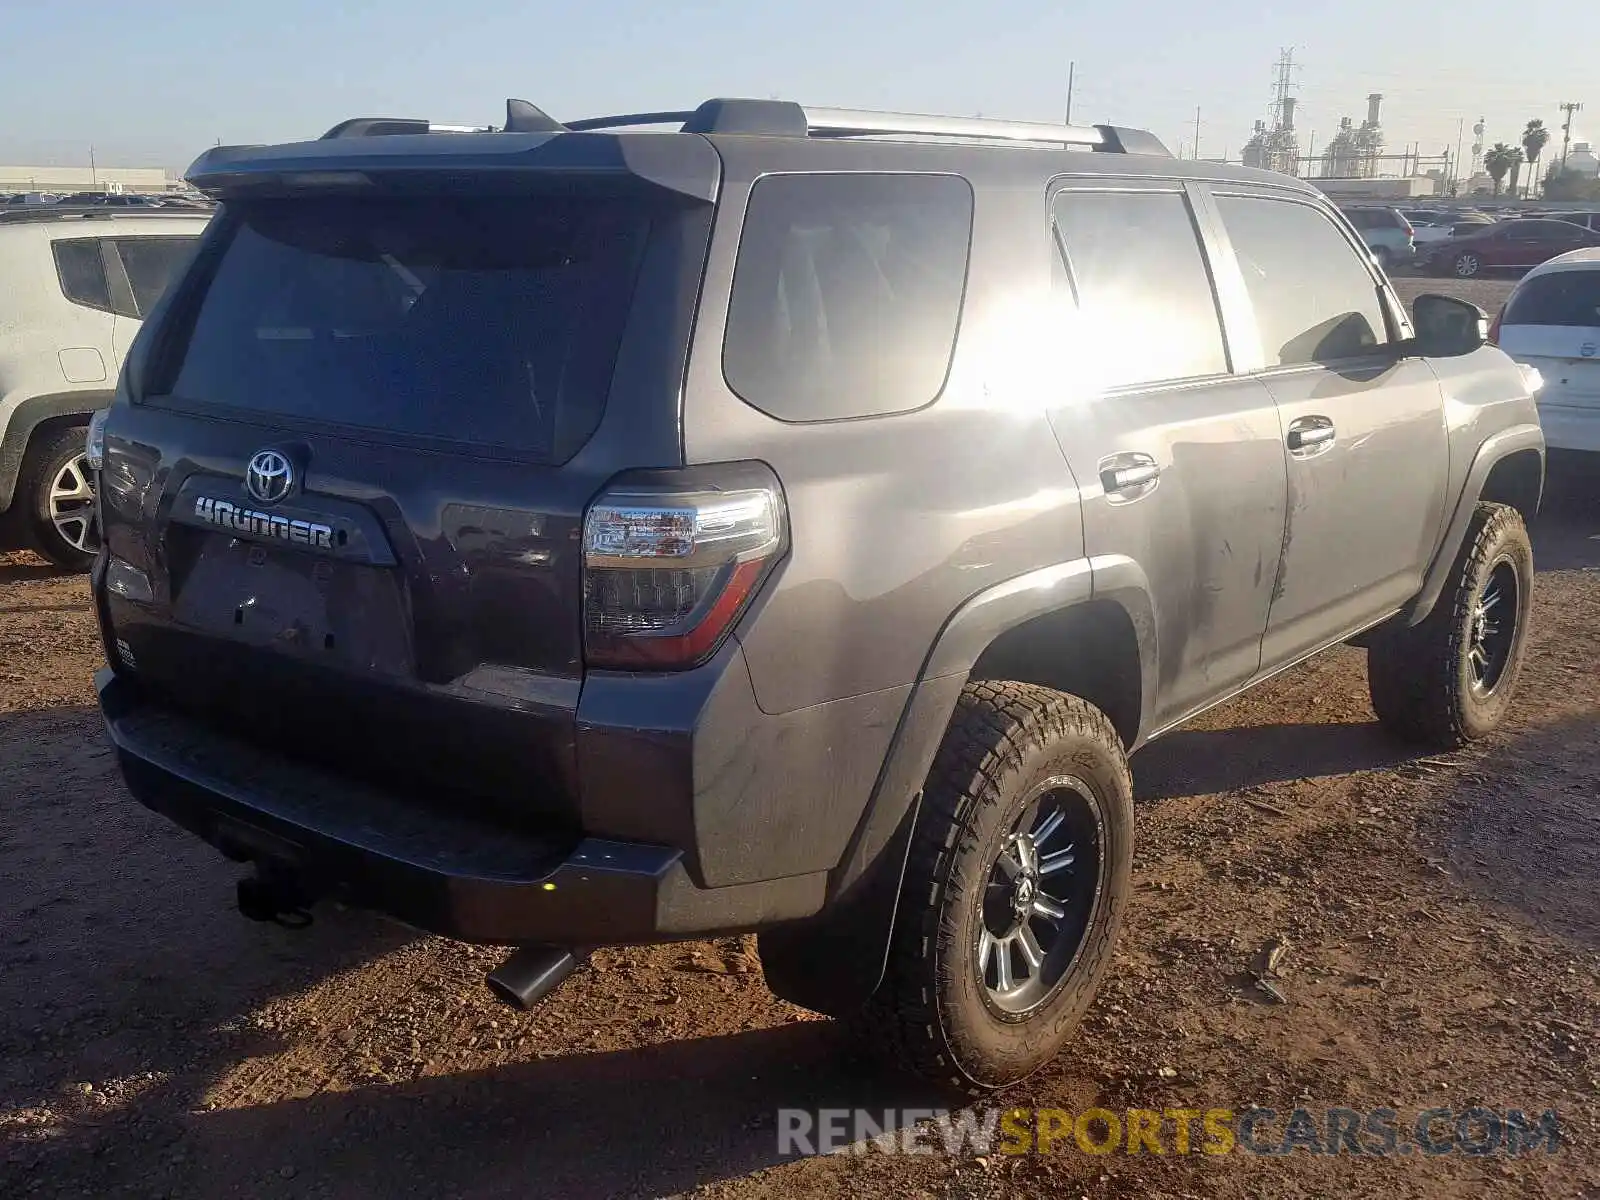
1098,452,1161,498
1286,416,1336,455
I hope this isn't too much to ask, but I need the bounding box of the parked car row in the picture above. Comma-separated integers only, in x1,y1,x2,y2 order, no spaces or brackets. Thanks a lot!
1337,202,1600,279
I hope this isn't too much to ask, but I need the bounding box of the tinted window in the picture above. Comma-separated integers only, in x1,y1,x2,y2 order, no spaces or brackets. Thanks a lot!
1052,190,1227,388
161,195,654,459
722,173,973,421
1508,221,1584,240
52,239,112,312
112,237,198,315
1215,196,1388,366
1504,272,1600,327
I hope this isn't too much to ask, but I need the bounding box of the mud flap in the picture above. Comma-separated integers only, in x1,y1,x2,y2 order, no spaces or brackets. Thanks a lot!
757,791,921,1018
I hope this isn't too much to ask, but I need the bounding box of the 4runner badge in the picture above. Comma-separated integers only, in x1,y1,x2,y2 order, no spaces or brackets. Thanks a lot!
193,496,335,550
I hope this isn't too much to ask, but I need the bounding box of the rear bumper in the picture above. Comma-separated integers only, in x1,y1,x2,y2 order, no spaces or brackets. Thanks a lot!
1536,402,1600,454
97,667,826,945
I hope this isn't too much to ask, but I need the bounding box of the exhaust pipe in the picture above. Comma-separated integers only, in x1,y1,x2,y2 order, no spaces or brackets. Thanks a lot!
486,945,584,1009
236,868,315,929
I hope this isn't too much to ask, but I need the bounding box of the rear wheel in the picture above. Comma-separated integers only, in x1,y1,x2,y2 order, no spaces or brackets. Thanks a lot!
1368,502,1533,747
857,681,1133,1094
20,425,99,571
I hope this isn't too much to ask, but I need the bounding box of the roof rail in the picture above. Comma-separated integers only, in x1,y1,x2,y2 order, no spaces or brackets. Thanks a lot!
804,107,1106,148
313,96,1171,155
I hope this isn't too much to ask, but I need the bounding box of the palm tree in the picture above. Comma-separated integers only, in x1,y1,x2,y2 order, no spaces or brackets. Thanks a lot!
1485,143,1522,196
1522,119,1551,199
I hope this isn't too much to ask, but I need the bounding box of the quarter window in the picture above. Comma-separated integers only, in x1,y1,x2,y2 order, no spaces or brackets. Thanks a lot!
1051,190,1228,389
1215,196,1388,366
722,173,974,421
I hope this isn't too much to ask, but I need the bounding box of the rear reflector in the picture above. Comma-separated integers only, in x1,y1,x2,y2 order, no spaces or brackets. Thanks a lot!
582,466,786,669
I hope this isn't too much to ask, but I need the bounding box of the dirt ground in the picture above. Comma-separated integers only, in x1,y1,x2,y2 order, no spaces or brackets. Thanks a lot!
3,277,1598,1200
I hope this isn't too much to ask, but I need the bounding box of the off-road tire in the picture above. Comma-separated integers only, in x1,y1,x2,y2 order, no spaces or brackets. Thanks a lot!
855,681,1134,1095
1367,502,1533,748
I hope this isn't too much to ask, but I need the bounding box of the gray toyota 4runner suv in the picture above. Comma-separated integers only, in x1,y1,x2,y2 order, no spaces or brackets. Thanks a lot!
90,97,1545,1094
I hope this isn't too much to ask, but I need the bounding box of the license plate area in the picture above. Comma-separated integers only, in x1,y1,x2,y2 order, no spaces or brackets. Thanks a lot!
172,533,414,677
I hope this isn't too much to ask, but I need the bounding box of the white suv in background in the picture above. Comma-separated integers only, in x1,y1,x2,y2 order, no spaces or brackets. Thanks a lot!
0,206,211,567
1494,247,1600,457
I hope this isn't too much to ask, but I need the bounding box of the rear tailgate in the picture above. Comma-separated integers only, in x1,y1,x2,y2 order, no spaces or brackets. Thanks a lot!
96,166,714,824
1498,270,1600,410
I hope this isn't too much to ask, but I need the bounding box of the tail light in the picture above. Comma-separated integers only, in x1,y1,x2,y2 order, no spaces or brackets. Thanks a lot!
1488,305,1504,344
582,463,787,669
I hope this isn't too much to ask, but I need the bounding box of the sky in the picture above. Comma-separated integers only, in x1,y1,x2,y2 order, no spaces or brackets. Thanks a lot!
1,0,1590,177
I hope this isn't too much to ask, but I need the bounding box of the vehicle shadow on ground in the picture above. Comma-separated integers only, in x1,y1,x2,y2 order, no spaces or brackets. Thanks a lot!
75,1024,953,1200
1131,714,1413,802
0,703,957,1199
1425,713,1600,950
0,560,72,586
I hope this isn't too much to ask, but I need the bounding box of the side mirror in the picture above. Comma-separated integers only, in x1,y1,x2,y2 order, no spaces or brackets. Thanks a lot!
1410,293,1489,357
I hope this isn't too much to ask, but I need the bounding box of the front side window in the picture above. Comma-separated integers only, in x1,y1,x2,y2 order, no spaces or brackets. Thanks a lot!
1215,196,1388,367
1051,189,1228,389
722,173,974,422
52,239,112,313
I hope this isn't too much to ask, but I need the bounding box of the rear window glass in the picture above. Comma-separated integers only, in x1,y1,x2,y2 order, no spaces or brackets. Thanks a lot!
159,195,653,459
53,239,112,312
722,173,973,422
1504,272,1600,327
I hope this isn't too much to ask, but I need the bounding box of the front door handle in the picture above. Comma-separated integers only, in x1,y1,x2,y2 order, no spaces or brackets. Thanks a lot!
1098,452,1161,499
1286,416,1336,455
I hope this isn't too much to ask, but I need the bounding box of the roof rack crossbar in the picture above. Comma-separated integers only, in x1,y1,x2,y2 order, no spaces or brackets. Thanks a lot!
563,111,695,132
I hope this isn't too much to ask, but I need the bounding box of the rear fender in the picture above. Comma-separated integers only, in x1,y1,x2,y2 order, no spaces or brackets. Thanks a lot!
0,390,112,513
762,558,1156,1016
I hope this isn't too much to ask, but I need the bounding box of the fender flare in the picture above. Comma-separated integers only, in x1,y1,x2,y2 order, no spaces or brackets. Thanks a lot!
760,557,1156,1016
1400,423,1545,626
0,390,113,513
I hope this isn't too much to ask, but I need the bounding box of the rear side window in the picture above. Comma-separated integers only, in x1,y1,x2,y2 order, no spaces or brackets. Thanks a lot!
1052,190,1228,389
111,237,198,315
158,195,654,460
722,173,973,421
1504,272,1600,327
1215,196,1388,366
52,239,112,312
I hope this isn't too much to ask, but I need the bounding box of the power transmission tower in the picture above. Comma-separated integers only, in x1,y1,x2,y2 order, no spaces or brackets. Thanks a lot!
1559,101,1583,169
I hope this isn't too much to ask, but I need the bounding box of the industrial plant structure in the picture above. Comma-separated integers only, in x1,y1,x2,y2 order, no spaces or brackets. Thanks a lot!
1242,50,1301,176
1320,94,1386,178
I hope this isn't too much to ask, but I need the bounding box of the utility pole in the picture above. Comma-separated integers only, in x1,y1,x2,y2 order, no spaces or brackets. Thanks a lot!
1453,117,1465,194
1193,107,1201,160
1559,101,1583,170
89,144,97,188
1064,60,1075,125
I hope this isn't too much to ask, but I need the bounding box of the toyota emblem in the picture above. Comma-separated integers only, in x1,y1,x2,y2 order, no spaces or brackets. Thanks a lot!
245,450,294,505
